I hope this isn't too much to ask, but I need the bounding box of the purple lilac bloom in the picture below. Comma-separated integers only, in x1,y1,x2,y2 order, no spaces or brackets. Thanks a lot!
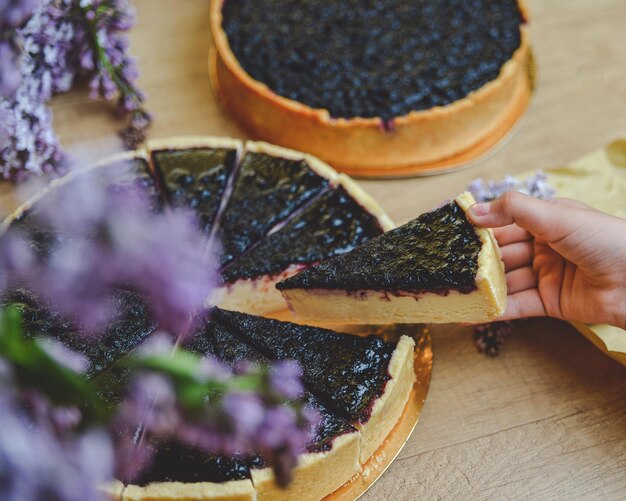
468,170,556,203
1,173,216,336
38,338,89,373
0,0,39,98
113,354,315,485
112,372,178,482
0,0,150,180
472,321,514,357
269,360,304,400
0,395,113,501
0,40,23,98
468,171,553,356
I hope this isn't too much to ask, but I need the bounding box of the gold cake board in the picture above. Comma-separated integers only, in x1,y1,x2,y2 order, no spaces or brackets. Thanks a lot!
269,312,434,500
209,48,535,179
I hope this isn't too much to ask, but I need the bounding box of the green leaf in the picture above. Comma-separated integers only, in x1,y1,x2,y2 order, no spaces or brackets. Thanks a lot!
130,350,203,383
0,307,108,424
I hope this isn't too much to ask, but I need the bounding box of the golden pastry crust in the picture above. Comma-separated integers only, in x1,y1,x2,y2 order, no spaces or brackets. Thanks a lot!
337,175,395,232
210,0,531,173
250,431,360,501
121,337,415,501
356,335,415,463
122,479,256,501
147,136,243,155
0,140,413,500
455,191,507,320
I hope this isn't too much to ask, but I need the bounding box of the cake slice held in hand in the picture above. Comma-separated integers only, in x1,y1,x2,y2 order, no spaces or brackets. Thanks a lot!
277,192,507,324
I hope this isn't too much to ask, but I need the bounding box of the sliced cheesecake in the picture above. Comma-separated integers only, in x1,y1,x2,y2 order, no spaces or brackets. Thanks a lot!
148,137,241,237
218,176,392,315
213,308,415,463
123,443,255,501
277,192,507,324
215,142,338,268
126,313,362,501
184,316,360,501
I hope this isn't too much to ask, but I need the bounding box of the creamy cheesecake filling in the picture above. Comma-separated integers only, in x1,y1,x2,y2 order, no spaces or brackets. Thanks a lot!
279,193,507,324
222,0,524,121
1,139,411,500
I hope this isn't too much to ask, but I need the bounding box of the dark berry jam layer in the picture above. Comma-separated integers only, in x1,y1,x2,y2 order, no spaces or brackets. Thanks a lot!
135,439,250,485
222,0,524,121
185,314,355,454
278,201,482,294
214,309,396,424
222,186,384,283
2,288,157,378
151,147,237,235
217,152,330,266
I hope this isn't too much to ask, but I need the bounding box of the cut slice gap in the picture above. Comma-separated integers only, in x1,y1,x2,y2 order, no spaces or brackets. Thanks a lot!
217,184,389,315
278,192,507,324
215,141,338,268
146,136,244,248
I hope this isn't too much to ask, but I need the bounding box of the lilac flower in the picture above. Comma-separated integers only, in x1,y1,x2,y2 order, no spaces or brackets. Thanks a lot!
269,360,304,400
472,321,514,357
112,372,178,482
0,41,22,98
0,396,113,501
1,0,150,180
468,170,556,203
223,392,265,441
1,173,216,336
38,338,89,373
0,0,39,30
111,351,314,485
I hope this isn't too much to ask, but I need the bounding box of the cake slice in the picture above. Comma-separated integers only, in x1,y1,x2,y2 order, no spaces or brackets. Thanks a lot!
277,192,506,324
148,137,241,237
121,314,363,501
215,142,338,267
182,315,360,501
213,308,415,463
217,176,392,315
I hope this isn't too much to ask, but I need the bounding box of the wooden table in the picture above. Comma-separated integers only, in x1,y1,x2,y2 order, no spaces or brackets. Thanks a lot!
2,1,625,499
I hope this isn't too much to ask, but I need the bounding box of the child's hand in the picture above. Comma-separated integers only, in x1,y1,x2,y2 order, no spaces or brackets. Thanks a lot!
469,192,626,329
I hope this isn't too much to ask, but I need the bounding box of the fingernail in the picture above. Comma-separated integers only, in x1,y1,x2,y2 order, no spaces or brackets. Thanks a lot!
470,202,490,217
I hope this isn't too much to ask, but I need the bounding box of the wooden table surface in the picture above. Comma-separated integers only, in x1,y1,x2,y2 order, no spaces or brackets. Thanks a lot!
2,1,626,499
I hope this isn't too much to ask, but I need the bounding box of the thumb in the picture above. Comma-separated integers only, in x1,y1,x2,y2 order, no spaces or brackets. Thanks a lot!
467,192,583,242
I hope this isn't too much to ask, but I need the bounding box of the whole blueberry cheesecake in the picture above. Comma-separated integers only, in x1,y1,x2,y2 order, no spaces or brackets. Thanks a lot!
0,140,414,501
211,0,531,174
